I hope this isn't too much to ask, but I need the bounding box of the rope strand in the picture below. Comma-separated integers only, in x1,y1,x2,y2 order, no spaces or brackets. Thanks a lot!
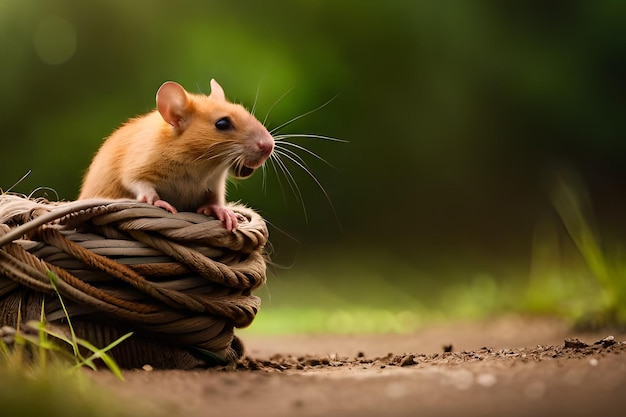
0,195,268,368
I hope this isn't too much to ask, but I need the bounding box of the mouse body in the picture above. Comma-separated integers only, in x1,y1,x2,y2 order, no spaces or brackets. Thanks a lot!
79,80,274,231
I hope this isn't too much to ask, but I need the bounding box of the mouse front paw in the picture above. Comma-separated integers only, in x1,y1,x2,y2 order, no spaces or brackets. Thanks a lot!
138,193,178,214
153,199,178,214
197,204,240,231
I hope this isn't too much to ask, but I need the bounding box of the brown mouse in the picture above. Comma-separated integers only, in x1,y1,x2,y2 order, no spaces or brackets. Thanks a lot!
78,79,274,231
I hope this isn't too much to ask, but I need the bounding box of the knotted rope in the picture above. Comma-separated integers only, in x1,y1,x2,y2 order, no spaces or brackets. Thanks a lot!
0,195,268,368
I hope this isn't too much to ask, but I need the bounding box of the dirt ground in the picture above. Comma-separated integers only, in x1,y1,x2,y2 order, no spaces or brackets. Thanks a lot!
92,316,626,417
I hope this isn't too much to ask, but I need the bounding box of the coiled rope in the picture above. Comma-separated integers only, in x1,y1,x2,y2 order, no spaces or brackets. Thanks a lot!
0,195,268,368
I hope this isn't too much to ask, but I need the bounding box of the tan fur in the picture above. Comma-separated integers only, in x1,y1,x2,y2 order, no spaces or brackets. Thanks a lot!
79,80,274,228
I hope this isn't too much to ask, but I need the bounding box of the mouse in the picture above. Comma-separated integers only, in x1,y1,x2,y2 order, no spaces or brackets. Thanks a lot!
78,79,275,231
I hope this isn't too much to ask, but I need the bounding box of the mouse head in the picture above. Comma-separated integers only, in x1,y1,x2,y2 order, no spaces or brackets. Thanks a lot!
156,80,274,178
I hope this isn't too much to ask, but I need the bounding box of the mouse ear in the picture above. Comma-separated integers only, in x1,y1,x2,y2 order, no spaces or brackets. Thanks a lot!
209,79,226,101
156,81,190,130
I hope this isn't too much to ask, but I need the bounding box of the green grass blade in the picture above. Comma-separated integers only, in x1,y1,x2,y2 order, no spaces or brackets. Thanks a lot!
72,332,133,380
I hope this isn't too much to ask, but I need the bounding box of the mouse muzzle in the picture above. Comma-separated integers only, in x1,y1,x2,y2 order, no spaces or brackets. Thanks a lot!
231,144,274,179
231,164,256,178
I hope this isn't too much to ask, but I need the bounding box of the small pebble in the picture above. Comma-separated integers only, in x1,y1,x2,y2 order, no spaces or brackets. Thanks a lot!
564,338,589,349
400,354,417,367
594,335,615,348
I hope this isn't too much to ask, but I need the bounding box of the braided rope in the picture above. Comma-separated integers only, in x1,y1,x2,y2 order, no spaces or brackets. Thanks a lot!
0,195,268,368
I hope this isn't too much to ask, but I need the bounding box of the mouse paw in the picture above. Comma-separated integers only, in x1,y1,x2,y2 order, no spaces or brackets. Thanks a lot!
197,204,239,231
153,199,178,214
139,194,178,214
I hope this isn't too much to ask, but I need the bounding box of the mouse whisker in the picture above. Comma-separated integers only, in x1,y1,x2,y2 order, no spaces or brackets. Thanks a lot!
274,141,339,171
269,93,340,135
195,144,239,164
263,88,294,127
273,133,348,144
270,152,308,222
233,154,246,171
193,151,212,163
260,163,267,193
273,148,341,230
275,147,310,172
266,157,290,206
193,144,225,163
251,80,264,117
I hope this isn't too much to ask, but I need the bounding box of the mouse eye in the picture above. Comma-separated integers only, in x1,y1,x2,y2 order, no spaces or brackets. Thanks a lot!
215,117,232,131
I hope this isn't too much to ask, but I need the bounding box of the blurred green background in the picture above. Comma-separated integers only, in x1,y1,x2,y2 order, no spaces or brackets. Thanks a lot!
1,0,625,332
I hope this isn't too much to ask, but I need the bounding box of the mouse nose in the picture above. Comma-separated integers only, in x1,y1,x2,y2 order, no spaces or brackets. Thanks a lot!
257,136,274,157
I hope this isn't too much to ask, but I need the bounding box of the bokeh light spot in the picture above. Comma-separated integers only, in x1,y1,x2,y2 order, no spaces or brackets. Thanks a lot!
33,16,77,65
